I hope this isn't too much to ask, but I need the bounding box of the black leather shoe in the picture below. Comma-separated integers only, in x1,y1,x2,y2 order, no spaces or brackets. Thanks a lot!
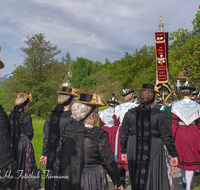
183,182,186,188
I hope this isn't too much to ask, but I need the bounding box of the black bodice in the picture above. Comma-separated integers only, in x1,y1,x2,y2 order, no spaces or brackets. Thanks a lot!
120,107,178,157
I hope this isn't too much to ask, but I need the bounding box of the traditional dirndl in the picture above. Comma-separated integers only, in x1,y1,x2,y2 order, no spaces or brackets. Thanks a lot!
174,124,200,170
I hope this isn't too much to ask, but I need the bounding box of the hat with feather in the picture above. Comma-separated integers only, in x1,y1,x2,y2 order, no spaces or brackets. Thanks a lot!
122,86,135,97
179,80,196,91
107,94,119,105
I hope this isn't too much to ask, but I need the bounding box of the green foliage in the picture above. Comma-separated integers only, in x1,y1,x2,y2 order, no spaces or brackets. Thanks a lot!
169,6,200,87
114,45,156,94
2,33,66,118
192,186,200,190
61,52,73,67
70,45,158,102
192,5,200,31
0,83,4,105
70,57,103,89
94,68,122,102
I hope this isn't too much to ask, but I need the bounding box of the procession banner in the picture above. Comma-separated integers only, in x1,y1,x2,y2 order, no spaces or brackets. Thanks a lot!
155,32,169,83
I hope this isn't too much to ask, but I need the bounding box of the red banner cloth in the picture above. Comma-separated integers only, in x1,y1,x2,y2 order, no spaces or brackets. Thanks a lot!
155,32,169,83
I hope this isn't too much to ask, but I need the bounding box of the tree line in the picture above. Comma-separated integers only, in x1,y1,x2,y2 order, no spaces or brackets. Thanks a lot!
1,5,200,119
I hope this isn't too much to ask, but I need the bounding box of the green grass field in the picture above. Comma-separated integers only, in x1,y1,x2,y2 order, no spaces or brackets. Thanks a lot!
31,115,46,187
193,176,200,190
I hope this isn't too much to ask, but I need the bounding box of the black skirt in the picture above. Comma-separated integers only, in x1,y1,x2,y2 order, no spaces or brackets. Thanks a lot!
127,135,172,190
15,135,37,190
80,165,108,190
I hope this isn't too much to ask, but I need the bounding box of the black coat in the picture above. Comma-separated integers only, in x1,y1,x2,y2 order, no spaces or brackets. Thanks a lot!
54,125,121,190
42,110,74,190
120,106,178,190
42,110,74,156
120,107,177,157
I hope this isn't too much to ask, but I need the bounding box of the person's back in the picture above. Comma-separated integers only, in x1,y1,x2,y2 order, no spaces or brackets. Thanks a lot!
40,87,78,190
171,82,200,190
0,105,17,188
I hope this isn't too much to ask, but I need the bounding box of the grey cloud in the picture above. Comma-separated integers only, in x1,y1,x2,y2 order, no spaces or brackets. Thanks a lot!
0,0,199,75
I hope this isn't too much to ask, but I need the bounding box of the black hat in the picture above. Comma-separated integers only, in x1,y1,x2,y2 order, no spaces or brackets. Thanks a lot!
107,94,119,105
138,84,159,93
75,93,104,106
122,86,135,97
179,81,196,91
57,87,78,97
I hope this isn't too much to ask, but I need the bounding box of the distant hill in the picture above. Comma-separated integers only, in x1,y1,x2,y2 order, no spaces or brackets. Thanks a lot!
0,74,13,82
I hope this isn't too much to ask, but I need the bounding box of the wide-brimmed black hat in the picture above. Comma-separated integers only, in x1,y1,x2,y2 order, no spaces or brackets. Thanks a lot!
107,94,119,105
122,86,135,97
75,93,104,106
57,87,78,97
179,81,196,91
138,84,159,94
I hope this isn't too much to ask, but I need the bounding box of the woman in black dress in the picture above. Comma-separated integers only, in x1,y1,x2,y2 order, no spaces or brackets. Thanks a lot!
120,84,178,190
9,92,38,190
54,93,123,190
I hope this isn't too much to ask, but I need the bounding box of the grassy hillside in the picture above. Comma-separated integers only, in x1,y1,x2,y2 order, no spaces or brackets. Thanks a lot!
31,115,46,187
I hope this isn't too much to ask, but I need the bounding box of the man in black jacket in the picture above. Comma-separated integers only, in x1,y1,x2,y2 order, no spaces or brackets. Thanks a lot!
40,87,78,190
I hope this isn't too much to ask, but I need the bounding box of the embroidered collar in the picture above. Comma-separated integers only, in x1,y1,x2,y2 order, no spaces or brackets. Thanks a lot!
172,99,200,125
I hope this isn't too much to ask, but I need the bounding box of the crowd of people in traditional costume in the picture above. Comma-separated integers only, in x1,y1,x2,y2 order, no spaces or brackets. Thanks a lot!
0,59,200,190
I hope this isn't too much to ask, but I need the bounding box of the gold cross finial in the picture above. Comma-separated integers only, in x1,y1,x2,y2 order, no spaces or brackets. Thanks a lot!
159,14,164,32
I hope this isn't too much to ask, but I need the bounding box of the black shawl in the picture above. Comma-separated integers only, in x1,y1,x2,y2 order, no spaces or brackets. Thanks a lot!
132,103,151,190
45,104,63,189
59,121,85,190
9,105,24,160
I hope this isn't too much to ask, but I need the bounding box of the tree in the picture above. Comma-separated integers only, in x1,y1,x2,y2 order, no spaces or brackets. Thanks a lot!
94,68,122,102
169,5,200,86
114,45,156,92
2,33,66,118
61,52,73,67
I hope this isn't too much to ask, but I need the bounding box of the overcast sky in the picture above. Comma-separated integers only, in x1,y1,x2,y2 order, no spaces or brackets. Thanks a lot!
0,0,199,75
